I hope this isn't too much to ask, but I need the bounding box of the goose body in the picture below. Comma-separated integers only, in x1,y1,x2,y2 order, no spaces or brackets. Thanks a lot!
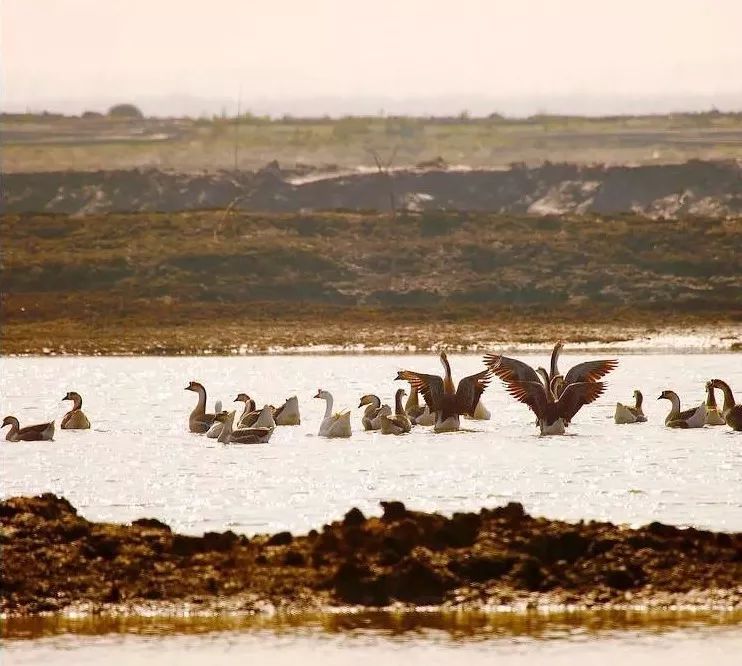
469,399,491,420
216,410,273,445
402,385,435,426
413,405,436,426
658,390,705,429
3,416,55,442
274,396,301,426
379,389,412,435
615,390,647,424
708,379,742,431
61,391,91,429
359,394,391,431
397,352,492,433
704,383,726,426
185,381,219,433
315,389,352,438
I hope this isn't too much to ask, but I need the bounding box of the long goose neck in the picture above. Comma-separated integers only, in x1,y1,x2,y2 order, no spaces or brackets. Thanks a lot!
667,393,681,418
705,385,717,409
405,388,419,411
536,367,550,388
323,394,334,419
635,391,643,410
193,386,207,415
441,355,455,394
71,394,82,411
715,381,736,412
218,412,235,443
5,418,19,438
550,343,562,381
395,390,405,415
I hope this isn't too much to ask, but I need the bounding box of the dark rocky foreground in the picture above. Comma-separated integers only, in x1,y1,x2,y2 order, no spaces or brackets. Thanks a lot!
4,159,742,217
1,494,740,616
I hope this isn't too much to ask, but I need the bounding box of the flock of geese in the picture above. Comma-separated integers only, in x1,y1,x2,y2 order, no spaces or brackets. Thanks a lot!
3,343,741,442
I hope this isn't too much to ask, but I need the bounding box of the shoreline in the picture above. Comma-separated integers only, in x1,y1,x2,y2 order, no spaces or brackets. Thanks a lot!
2,494,740,618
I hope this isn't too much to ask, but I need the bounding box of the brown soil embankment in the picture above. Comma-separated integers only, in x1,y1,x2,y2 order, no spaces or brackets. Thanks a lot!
4,160,742,217
1,494,739,616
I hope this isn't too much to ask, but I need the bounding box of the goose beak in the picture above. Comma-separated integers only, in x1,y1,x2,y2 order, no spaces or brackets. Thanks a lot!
314,391,321,399
358,400,364,408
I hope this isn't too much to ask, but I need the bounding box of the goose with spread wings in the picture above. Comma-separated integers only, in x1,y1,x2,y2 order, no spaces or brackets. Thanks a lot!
396,352,494,432
483,342,616,435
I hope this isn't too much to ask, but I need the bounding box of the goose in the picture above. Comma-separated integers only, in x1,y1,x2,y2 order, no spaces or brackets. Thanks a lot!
185,381,219,433
615,390,647,424
61,391,91,429
2,416,55,442
274,396,301,426
216,410,273,445
314,389,352,438
233,393,257,428
359,394,391,431
658,390,705,429
468,400,491,420
704,382,727,426
707,379,742,431
505,376,606,435
379,389,412,435
396,352,493,432
401,384,435,426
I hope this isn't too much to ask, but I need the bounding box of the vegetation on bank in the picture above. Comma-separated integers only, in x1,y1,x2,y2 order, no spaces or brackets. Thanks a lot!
1,210,739,354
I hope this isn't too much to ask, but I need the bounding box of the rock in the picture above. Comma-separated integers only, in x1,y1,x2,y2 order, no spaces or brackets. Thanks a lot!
132,517,172,532
490,502,526,523
511,557,545,591
448,553,517,582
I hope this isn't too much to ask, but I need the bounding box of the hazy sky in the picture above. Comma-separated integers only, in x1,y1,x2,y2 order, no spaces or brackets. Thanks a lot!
3,0,741,116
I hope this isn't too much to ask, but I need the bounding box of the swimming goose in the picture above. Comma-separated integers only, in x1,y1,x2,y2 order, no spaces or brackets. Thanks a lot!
359,394,391,431
185,381,219,433
707,379,742,431
704,382,727,426
615,390,648,424
314,389,352,438
216,410,273,445
505,377,606,435
61,391,91,429
396,352,493,432
2,416,55,442
274,396,301,426
380,389,412,435
658,390,705,429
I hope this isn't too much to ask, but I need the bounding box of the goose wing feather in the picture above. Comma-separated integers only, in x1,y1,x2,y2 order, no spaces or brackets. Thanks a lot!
505,381,548,418
557,381,606,423
455,369,493,415
563,360,618,385
484,354,540,384
397,371,445,412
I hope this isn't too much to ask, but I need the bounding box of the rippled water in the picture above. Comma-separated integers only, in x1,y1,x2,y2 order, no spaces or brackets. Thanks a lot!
1,353,740,534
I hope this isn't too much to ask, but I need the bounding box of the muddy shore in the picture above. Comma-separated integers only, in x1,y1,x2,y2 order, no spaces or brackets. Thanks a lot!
2,494,740,616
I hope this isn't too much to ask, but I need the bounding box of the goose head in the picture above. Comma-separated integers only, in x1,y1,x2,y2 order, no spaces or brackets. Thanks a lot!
708,379,726,390
658,390,677,401
234,393,251,403
185,381,204,393
2,416,18,428
63,391,81,401
358,394,379,408
314,389,330,400
395,388,407,399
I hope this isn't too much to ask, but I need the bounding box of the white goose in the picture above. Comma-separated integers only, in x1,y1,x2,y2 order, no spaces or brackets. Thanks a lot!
274,396,301,425
314,389,352,438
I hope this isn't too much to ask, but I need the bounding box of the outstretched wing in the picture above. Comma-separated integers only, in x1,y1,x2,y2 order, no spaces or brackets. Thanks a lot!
397,371,445,412
456,369,493,416
563,360,617,386
505,381,548,419
484,354,541,384
557,381,606,423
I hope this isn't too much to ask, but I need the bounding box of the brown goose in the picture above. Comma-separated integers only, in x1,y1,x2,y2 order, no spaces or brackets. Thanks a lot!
704,382,727,426
185,381,219,433
359,394,391,431
708,379,742,431
658,390,705,429
380,388,412,435
2,416,55,442
216,410,273,444
273,396,301,426
506,377,606,435
396,352,493,432
615,390,647,424
401,384,435,426
61,391,91,429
